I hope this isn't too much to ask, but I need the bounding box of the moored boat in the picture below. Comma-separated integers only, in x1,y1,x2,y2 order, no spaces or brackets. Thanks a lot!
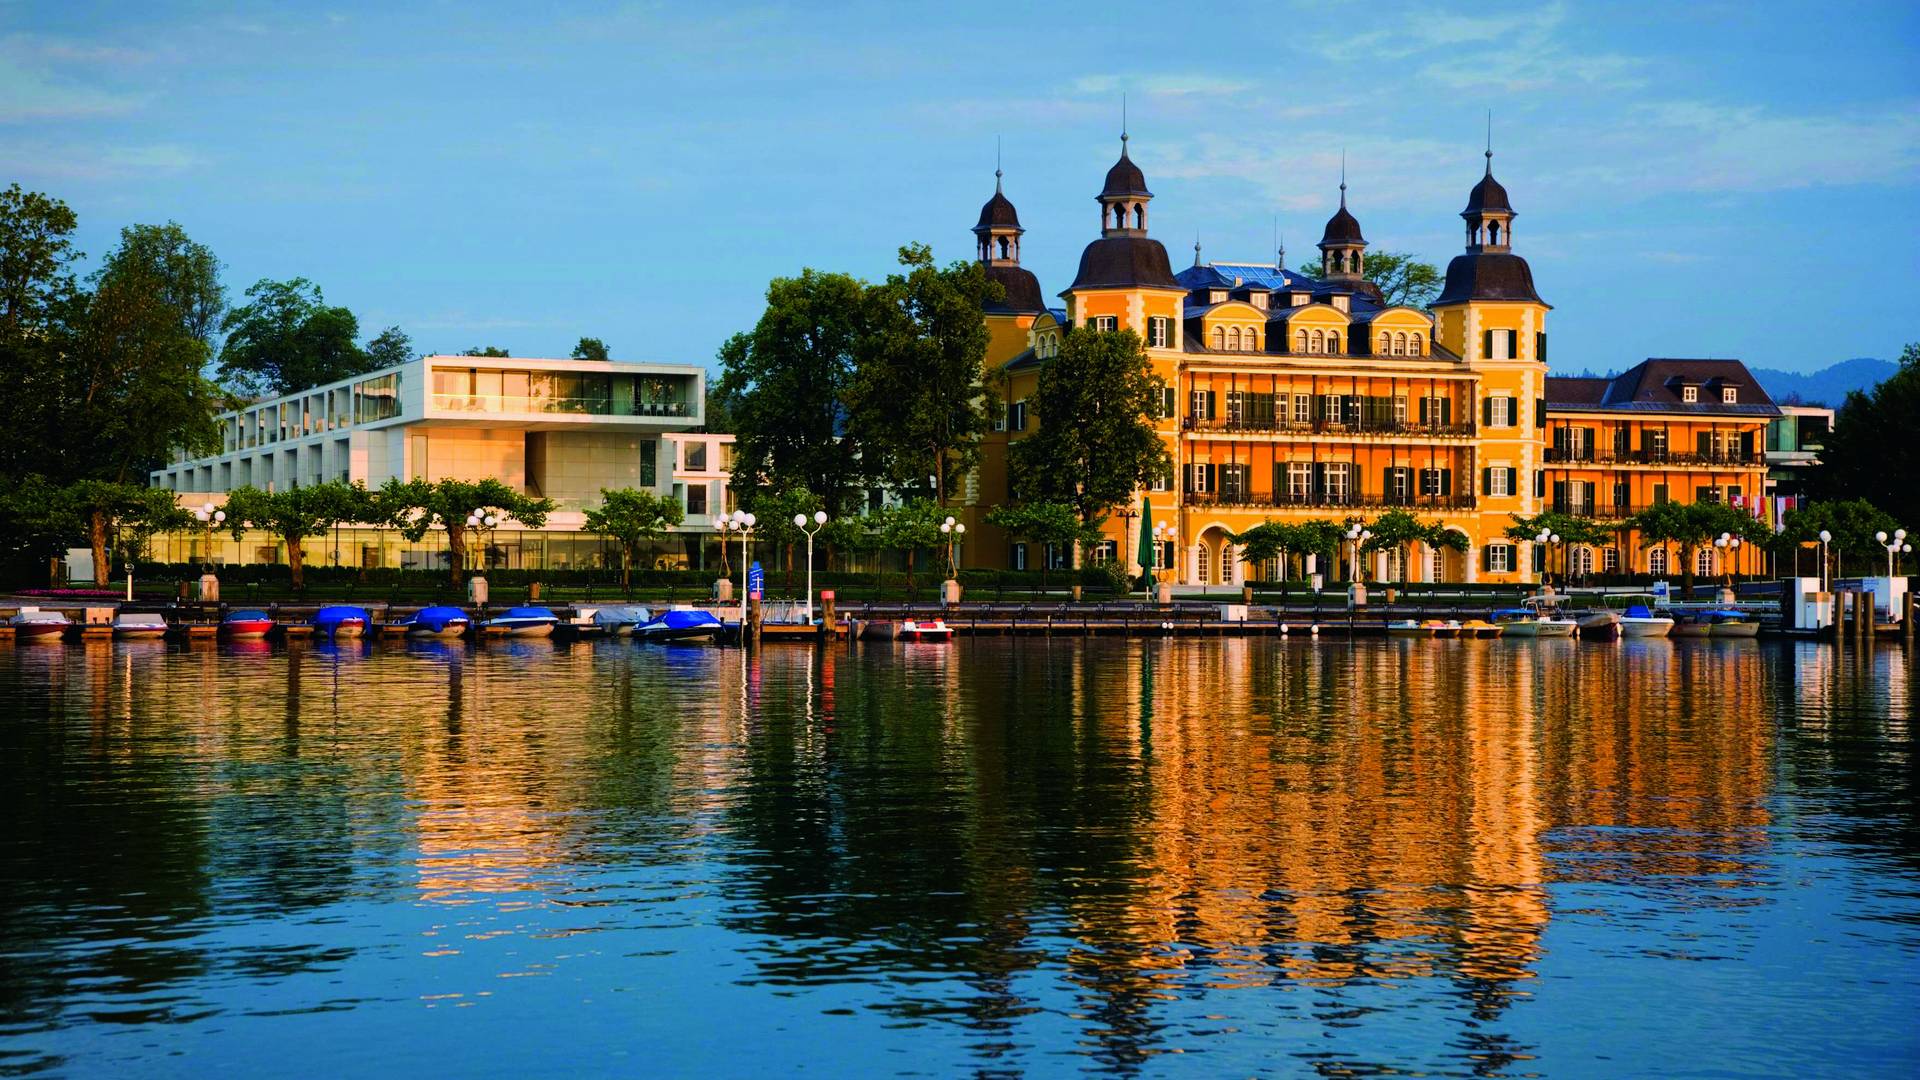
313,605,371,639
591,604,653,636
1387,619,1433,638
1494,601,1577,638
403,605,471,639
1574,609,1621,639
10,609,71,641
112,612,169,640
1669,609,1714,638
484,606,559,637
1606,595,1673,638
900,618,954,641
633,607,723,643
1424,619,1462,638
222,609,276,639
1460,619,1503,638
1706,609,1761,638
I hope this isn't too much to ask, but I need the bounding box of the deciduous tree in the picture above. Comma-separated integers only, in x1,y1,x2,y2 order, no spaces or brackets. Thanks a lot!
224,481,377,589
1628,500,1763,594
1362,509,1467,584
379,478,554,586
985,501,1098,591
847,243,999,506
571,337,610,361
584,487,684,588
219,278,374,396
1293,250,1443,309
1010,326,1169,526
1816,342,1918,528
717,268,867,510
364,326,415,368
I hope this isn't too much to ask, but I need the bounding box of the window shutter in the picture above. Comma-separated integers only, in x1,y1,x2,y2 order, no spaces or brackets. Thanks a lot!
1483,544,1494,569
1483,330,1492,359
1204,464,1217,493
1535,398,1546,428
1204,391,1217,421
1482,467,1493,495
1482,397,1493,427
1534,470,1545,498
1418,397,1429,425
1582,427,1597,457
1552,480,1567,510
1312,462,1327,494
1536,332,1547,361
1584,481,1598,506
1441,469,1453,496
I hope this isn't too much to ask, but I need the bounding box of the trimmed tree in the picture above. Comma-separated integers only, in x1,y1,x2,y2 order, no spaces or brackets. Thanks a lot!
584,488,685,589
739,487,827,588
1361,509,1467,584
1505,511,1618,583
1628,500,1764,595
224,481,377,590
1231,518,1346,582
1772,498,1899,579
1010,325,1170,527
878,499,946,594
43,481,190,585
985,501,1098,592
378,478,554,586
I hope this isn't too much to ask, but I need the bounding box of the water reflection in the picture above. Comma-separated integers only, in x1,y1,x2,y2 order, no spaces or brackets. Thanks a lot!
0,637,1914,1076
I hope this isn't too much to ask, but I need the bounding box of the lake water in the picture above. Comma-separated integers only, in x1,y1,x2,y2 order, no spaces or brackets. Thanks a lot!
0,636,1914,1078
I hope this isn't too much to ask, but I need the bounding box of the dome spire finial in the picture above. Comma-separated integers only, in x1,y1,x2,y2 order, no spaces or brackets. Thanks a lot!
1340,149,1347,207
1120,93,1129,155
995,135,1003,193
1193,234,1202,267
1485,109,1494,175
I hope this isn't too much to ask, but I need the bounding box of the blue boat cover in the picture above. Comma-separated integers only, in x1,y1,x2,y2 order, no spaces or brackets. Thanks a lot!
646,609,722,631
498,606,557,621
314,605,370,625
225,609,272,622
411,605,470,629
1624,605,1654,618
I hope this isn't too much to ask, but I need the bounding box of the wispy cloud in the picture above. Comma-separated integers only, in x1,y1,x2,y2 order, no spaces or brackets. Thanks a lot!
0,140,202,181
0,34,148,121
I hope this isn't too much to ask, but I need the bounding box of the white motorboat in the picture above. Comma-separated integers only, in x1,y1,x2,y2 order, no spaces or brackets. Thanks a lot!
1609,595,1674,638
483,606,559,637
1494,599,1577,638
10,608,71,641
112,612,170,640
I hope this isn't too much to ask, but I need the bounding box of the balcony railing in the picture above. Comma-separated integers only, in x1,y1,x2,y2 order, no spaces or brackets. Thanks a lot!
430,393,691,417
1185,418,1476,438
1543,448,1763,466
1184,492,1478,511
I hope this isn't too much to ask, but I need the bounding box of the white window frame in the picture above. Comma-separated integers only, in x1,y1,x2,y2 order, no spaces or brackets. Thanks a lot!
1489,466,1512,497
1489,395,1512,427
1292,395,1310,424
1722,386,1737,404
1148,317,1170,348
1682,385,1698,403
1488,544,1513,573
1008,400,1027,432
1091,315,1118,332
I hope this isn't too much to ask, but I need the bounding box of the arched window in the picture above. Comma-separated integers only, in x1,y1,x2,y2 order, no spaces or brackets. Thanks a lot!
1327,332,1341,354
1397,331,1409,355
1212,326,1225,350
1408,334,1421,356
1310,329,1324,353
1226,327,1241,351
1379,332,1392,356
1197,543,1210,583
1431,546,1445,583
1246,327,1258,350
996,237,1010,259
1696,547,1713,577
1489,222,1501,245
1133,204,1145,229
1295,329,1308,353
1649,548,1668,575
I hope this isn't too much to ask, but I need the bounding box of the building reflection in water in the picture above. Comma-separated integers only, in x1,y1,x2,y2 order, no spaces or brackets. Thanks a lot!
4,634,1911,1076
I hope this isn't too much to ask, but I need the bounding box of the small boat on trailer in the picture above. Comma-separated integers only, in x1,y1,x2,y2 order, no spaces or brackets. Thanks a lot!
313,605,371,639
112,612,169,640
222,609,275,639
633,607,723,643
484,606,559,637
900,618,954,642
10,609,71,641
402,605,471,640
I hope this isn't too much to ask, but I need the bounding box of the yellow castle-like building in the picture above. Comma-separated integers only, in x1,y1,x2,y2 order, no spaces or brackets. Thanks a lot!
959,135,1778,585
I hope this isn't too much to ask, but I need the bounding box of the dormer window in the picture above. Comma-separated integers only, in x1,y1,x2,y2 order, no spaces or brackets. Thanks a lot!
1250,292,1268,310
1209,289,1227,304
1722,387,1738,404
1682,386,1698,403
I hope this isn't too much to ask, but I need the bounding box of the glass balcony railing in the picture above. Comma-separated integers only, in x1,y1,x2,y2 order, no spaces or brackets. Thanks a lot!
430,394,691,417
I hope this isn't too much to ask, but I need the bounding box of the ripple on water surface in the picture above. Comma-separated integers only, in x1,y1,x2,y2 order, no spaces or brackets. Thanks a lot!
0,636,1914,1077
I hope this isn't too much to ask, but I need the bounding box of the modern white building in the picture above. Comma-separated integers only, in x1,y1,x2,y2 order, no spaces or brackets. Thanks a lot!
150,354,737,572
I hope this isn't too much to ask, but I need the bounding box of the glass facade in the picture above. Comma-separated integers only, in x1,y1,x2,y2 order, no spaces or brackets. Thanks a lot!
429,367,691,417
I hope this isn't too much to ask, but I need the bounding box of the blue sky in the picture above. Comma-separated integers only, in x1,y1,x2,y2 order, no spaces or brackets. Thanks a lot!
5,1,1916,375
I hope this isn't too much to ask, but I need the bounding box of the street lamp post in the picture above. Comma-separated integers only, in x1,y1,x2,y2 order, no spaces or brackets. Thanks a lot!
1714,532,1743,590
1152,521,1174,586
1877,528,1909,578
793,510,828,622
939,516,966,579
194,502,227,572
1818,529,1833,592
1345,524,1372,604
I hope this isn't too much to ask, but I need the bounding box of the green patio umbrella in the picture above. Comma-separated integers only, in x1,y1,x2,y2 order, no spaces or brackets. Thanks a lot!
1136,497,1154,590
